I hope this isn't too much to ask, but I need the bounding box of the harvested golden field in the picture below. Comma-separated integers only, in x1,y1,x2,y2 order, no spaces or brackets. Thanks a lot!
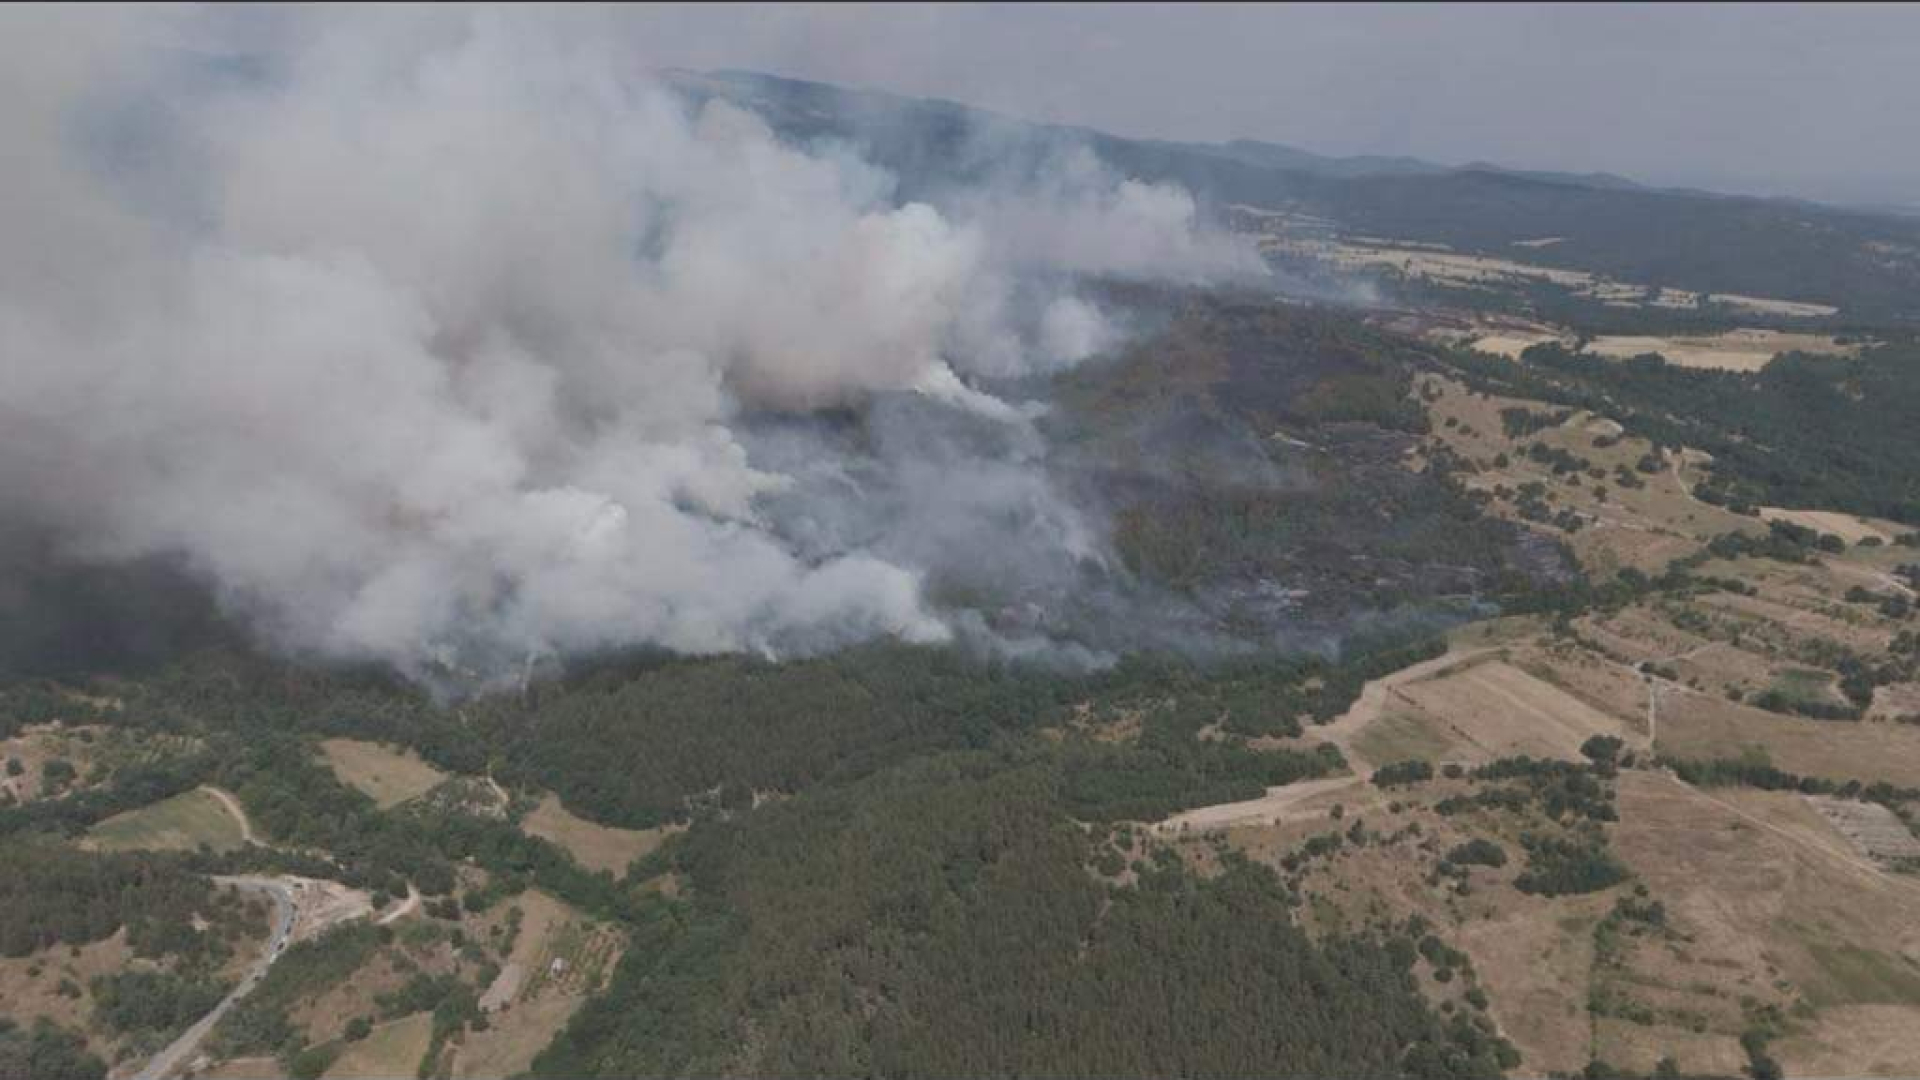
1759,507,1902,545
1610,774,1920,1077
522,794,672,876
201,1056,287,1079
1710,292,1839,318
1391,658,1635,763
1581,329,1856,371
318,738,448,808
1469,331,1562,358
1656,694,1920,788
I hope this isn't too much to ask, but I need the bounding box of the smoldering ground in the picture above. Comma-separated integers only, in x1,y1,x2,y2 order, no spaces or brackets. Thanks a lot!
0,7,1264,686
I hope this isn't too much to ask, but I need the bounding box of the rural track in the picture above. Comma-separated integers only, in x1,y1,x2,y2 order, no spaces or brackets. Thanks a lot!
1154,647,1501,834
1657,773,1920,899
379,881,422,926
134,878,297,1080
203,785,256,845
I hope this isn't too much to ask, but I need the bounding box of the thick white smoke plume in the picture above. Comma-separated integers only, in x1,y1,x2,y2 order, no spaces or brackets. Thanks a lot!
0,7,1255,682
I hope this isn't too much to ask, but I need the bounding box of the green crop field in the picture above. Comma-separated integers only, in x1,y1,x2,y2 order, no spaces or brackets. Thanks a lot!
86,787,247,853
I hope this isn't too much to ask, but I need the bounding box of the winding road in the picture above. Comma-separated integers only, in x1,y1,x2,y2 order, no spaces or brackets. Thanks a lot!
133,877,297,1080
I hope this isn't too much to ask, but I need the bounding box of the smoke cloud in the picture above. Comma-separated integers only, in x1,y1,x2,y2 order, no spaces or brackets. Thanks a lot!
0,7,1255,684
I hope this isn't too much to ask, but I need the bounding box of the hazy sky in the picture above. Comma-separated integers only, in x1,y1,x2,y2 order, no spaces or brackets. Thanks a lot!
611,2,1920,208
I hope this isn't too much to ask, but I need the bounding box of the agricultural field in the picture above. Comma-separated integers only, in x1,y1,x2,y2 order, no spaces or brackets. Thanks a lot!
520,794,672,876
318,738,448,809
1256,230,1840,319
83,785,248,853
1456,325,1860,371
1136,364,1920,1076
1388,656,1637,763
454,891,619,1078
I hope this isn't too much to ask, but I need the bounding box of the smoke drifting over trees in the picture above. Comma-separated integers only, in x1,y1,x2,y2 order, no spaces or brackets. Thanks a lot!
0,8,1256,683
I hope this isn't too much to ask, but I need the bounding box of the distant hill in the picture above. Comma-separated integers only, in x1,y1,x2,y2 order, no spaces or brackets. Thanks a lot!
672,69,1920,322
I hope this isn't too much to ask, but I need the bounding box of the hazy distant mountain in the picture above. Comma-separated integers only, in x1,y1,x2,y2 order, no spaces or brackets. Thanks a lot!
674,69,1920,321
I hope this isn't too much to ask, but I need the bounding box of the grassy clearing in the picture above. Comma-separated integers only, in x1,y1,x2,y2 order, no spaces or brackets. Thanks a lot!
1796,929,1920,1010
318,739,447,809
521,794,669,876
1768,668,1838,710
323,1011,432,1079
85,786,246,853
1394,660,1634,763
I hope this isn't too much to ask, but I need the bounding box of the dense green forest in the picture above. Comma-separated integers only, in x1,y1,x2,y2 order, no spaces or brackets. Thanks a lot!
534,749,1513,1078
0,1018,106,1080
0,843,253,963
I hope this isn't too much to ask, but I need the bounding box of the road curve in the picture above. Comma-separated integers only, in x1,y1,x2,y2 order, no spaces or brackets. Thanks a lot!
134,877,297,1080
201,786,256,846
1153,647,1500,834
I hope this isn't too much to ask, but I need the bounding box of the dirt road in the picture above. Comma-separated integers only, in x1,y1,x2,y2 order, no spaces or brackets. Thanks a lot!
378,881,421,926
1152,647,1498,834
1153,775,1364,834
1315,647,1500,771
203,786,256,845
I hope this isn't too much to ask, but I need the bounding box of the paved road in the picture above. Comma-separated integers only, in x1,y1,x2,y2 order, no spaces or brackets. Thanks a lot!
134,878,297,1080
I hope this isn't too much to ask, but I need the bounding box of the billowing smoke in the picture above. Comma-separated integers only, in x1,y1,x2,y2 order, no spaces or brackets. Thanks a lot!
0,7,1256,684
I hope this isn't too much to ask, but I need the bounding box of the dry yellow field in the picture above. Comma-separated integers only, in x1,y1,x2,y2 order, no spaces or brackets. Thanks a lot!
1654,694,1920,789
456,891,601,1078
201,1056,288,1079
1582,329,1856,371
319,738,448,808
1610,775,1920,1077
1391,658,1635,763
522,794,672,876
1758,507,1901,545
